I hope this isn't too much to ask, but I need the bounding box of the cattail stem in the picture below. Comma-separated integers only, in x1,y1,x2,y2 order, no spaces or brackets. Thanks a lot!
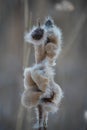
37,18,41,27
37,104,43,130
37,104,48,129
43,127,47,130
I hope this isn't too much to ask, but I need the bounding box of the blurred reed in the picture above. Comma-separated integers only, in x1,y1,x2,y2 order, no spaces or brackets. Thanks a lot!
16,0,32,130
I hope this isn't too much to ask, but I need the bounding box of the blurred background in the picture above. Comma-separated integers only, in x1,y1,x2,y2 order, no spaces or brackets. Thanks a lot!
0,0,87,130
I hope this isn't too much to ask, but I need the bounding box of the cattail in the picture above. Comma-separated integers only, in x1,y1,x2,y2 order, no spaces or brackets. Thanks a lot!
22,17,63,129
55,0,75,12
24,17,62,66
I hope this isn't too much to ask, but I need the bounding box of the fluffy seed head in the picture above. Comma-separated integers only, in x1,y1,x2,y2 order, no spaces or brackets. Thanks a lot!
31,28,44,40
44,17,54,28
24,25,47,45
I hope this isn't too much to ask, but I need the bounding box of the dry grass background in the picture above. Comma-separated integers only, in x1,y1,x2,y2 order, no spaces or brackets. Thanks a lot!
0,0,87,130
